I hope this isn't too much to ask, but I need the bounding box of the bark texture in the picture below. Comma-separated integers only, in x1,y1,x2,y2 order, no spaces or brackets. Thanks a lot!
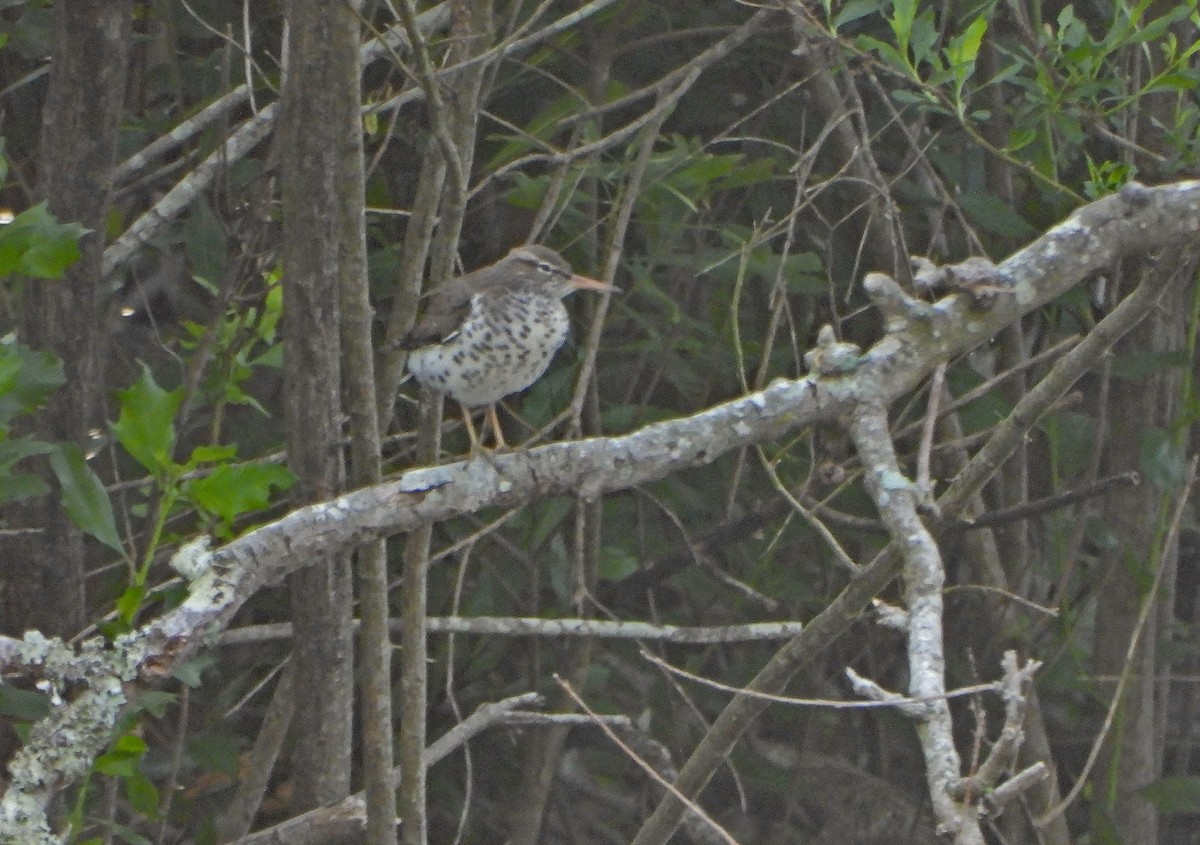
279,0,356,812
2,1,131,637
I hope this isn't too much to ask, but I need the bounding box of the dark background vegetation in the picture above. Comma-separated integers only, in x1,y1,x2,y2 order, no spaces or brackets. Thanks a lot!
1,1,1199,843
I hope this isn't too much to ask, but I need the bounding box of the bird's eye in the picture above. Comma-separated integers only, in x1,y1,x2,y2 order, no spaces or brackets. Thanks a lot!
536,261,555,274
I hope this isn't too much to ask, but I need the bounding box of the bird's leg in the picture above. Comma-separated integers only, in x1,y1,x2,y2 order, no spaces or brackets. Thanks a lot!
459,405,505,470
485,404,509,450
459,404,485,455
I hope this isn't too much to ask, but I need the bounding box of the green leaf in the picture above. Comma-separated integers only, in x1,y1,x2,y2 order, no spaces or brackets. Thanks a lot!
130,689,177,719
116,584,146,627
0,685,52,721
0,202,86,279
93,753,138,777
832,0,885,32
1126,4,1193,44
47,443,125,554
112,733,149,755
258,278,283,344
1146,71,1200,92
94,733,147,777
113,365,182,476
958,191,1038,239
947,15,987,72
251,341,283,369
125,769,161,818
0,436,56,470
1140,776,1200,814
502,172,549,211
486,81,626,170
1006,126,1039,152
887,0,917,57
186,730,242,777
523,496,573,552
948,15,988,106
907,10,940,69
890,88,941,108
0,436,56,505
171,654,214,688
712,156,776,191
1140,427,1188,488
221,379,270,415
184,462,295,525
598,545,639,580
0,341,65,427
855,34,910,73
185,443,238,468
1084,155,1135,199
0,471,50,505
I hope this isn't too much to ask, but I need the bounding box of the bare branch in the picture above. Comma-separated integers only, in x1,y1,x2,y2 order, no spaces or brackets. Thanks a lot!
102,4,453,278
629,181,1200,845
214,617,807,645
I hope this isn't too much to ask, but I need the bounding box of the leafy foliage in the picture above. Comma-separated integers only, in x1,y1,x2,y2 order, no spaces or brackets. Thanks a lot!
0,341,63,504
0,201,86,279
0,204,122,552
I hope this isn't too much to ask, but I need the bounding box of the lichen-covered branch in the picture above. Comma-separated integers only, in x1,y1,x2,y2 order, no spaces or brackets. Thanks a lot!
847,402,981,842
3,181,1200,843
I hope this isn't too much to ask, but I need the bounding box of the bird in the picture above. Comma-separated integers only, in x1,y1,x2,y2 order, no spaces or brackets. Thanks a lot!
400,244,618,452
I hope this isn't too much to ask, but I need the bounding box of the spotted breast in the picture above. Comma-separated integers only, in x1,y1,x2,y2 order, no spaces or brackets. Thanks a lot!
400,244,618,450
405,289,571,408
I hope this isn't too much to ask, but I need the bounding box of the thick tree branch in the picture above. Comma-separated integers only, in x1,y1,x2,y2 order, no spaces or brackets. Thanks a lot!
848,402,980,843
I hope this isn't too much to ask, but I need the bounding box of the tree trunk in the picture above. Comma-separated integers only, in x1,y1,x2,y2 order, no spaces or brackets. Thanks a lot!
1,1,130,638
1089,257,1194,843
279,0,356,811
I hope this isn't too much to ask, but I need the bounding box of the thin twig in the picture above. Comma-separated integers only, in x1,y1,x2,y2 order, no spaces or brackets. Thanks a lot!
962,471,1140,529
643,649,1001,708
555,676,741,845
917,363,946,496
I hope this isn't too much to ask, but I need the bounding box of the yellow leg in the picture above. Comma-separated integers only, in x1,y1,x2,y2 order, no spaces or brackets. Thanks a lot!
459,404,484,454
485,404,509,450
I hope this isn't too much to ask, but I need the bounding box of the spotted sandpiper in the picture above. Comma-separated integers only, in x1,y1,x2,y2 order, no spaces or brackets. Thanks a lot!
401,244,618,451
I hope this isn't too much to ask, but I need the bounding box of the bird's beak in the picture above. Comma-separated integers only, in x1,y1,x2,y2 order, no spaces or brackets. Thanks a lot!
569,274,620,294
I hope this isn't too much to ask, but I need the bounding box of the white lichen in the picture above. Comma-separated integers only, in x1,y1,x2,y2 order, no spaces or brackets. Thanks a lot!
169,536,213,580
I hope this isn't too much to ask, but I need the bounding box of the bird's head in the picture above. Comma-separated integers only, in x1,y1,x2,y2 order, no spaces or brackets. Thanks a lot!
501,244,618,298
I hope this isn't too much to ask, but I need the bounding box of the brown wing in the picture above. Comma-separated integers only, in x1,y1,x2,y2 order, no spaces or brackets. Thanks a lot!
397,265,494,350
398,296,471,349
